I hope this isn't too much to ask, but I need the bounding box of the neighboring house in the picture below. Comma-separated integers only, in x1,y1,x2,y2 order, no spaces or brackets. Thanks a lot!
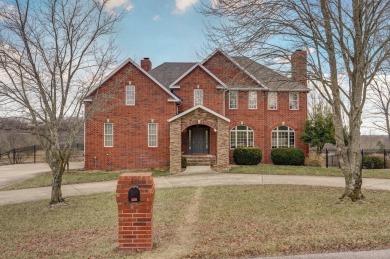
84,49,309,172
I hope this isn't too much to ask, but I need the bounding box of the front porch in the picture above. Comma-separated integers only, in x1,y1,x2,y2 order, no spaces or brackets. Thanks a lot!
168,105,230,173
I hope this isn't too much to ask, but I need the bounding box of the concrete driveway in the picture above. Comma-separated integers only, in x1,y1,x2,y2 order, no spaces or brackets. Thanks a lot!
0,161,84,190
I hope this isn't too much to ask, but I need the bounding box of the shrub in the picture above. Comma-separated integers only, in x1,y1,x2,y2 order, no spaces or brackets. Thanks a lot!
304,152,323,167
181,156,187,168
271,148,305,166
363,155,384,169
233,147,262,165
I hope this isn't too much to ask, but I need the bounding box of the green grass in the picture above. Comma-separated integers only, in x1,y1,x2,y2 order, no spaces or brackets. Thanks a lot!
2,168,171,191
1,186,390,258
228,164,390,178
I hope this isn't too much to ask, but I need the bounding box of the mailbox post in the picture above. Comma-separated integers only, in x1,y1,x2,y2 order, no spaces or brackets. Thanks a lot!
116,173,155,251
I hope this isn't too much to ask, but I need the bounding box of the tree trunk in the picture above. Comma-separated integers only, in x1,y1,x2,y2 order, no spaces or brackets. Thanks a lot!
339,167,365,202
50,161,66,204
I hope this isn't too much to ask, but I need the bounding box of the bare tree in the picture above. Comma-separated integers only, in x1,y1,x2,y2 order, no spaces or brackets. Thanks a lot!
202,0,390,201
367,69,390,139
0,0,126,204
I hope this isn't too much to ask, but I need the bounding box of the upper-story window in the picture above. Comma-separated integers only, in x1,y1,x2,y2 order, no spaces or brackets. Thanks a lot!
289,92,299,110
126,85,135,105
229,90,238,109
248,91,257,109
194,89,203,106
104,123,113,147
268,92,277,110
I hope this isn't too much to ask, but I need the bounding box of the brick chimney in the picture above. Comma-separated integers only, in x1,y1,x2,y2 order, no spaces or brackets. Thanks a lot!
291,50,307,86
141,57,152,72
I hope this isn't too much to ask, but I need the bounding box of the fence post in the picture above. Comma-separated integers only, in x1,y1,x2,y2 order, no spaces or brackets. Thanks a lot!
326,148,328,168
33,145,36,164
13,149,16,164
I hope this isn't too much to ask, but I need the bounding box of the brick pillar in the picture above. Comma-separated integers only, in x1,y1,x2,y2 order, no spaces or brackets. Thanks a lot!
116,173,155,251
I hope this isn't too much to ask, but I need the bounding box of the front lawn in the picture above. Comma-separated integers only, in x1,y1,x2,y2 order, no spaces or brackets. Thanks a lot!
1,185,390,258
228,164,390,179
1,168,170,191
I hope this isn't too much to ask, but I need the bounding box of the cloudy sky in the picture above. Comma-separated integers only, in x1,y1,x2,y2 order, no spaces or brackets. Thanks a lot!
114,0,212,67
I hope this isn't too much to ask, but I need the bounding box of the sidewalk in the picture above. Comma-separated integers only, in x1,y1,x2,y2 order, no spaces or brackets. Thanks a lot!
1,171,390,206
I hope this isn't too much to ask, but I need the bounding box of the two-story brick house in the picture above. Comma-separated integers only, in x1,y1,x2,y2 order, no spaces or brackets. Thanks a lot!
84,49,309,172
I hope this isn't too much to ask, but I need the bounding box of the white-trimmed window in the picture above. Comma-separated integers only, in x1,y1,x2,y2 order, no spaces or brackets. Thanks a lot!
268,92,277,110
248,91,257,109
271,126,295,148
230,125,254,148
229,90,238,109
289,92,299,110
148,123,158,147
104,123,113,147
126,85,135,105
194,89,203,106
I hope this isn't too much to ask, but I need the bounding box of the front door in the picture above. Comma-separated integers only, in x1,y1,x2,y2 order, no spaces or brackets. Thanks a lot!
189,126,209,154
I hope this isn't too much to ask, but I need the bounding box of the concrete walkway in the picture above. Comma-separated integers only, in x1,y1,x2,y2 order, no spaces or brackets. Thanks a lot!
0,161,84,190
1,168,390,205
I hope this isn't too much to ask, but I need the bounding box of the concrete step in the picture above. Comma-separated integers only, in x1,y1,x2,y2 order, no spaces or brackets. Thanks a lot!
184,155,215,166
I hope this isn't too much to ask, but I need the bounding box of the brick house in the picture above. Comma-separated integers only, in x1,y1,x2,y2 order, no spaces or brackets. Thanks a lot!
84,49,309,172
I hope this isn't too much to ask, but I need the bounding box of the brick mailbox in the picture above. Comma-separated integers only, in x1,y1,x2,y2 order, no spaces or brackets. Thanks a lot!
116,173,155,251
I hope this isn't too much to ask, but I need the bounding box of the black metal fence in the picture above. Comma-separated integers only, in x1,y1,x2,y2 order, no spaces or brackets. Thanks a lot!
0,143,84,165
324,148,390,168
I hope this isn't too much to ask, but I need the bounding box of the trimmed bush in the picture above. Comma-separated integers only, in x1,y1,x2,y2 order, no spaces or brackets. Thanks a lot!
233,147,262,165
363,155,384,169
271,148,305,166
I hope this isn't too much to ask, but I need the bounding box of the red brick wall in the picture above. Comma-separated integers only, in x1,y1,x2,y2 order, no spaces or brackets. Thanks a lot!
85,53,308,171
173,66,224,114
85,62,177,170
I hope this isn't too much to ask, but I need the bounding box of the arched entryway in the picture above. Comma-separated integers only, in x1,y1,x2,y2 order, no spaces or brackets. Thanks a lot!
168,105,230,173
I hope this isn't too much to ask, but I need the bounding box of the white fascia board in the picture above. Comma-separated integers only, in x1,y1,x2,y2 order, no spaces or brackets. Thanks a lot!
227,88,264,91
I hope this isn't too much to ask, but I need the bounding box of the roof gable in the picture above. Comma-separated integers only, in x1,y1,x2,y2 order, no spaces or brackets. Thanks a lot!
86,58,181,102
168,63,227,89
201,49,267,89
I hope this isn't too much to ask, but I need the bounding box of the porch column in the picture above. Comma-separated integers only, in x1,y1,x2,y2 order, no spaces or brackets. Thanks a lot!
169,119,182,173
216,118,229,169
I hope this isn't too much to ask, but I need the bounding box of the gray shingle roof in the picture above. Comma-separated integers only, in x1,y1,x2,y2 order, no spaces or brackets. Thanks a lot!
233,56,309,91
148,55,309,92
149,62,196,88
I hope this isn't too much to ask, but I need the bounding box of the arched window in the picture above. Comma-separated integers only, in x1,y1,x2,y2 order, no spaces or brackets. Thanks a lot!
271,126,295,148
230,125,254,148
